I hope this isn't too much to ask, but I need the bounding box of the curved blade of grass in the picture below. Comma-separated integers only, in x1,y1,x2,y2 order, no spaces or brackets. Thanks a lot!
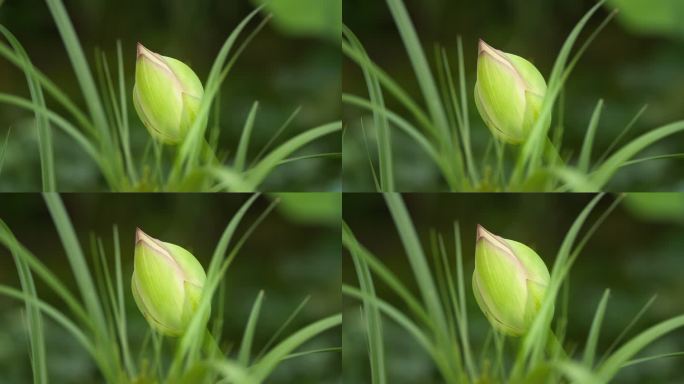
384,0,450,144
342,222,431,327
590,121,684,188
513,0,607,182
0,26,55,191
0,39,95,135
0,220,92,327
208,167,256,192
597,315,684,381
112,226,135,376
44,0,114,156
246,121,341,187
384,193,463,378
551,167,600,192
598,294,657,365
554,361,603,384
451,222,476,380
582,289,610,368
456,37,477,182
384,193,448,335
278,152,341,166
343,94,439,164
116,40,136,183
4,223,47,384
622,352,684,368
343,285,455,382
234,101,259,172
342,37,434,138
596,104,648,166
0,285,96,360
255,296,311,360
513,194,605,377
43,194,108,338
347,223,386,384
360,118,382,191
620,153,684,167
0,93,114,186
281,347,341,360
578,99,603,173
209,360,255,384
170,194,261,375
249,107,300,168
176,6,264,172
344,26,393,191
250,314,341,382
238,290,264,366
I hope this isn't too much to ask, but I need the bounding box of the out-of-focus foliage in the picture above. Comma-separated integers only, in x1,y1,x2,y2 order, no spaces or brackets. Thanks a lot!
0,194,342,383
252,0,342,41
625,192,684,223
274,192,341,226
607,0,684,39
343,193,684,383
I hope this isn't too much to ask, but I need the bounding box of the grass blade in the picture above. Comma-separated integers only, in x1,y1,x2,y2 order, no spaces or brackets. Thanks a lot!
347,224,386,384
238,290,264,366
255,296,311,360
43,194,108,338
595,104,648,166
597,315,684,381
3,223,47,383
0,26,55,191
582,289,610,368
383,193,462,379
44,0,113,155
250,314,341,382
344,26,393,191
578,99,603,173
342,223,431,326
234,101,259,172
384,0,450,144
246,121,341,188
590,121,684,188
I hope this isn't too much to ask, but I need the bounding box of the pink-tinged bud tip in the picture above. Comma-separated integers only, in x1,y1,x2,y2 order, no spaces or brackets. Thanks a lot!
136,43,148,58
476,224,493,241
478,39,497,57
135,227,146,243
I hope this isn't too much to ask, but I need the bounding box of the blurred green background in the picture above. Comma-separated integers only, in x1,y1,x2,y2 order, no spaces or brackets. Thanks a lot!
0,193,341,383
0,0,341,191
343,193,684,383
343,0,684,191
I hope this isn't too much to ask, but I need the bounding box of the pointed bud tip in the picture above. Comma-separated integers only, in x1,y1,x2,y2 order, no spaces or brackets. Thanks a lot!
478,39,498,57
136,42,146,57
136,43,159,62
135,227,148,243
476,224,491,240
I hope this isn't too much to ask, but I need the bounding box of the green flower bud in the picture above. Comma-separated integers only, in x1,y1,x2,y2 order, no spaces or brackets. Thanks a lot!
132,228,207,336
133,43,204,144
472,225,550,336
474,40,547,144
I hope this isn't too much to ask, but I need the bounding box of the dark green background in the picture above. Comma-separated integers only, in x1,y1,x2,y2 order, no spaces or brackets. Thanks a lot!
0,193,341,383
0,0,341,191
343,0,684,191
343,193,684,383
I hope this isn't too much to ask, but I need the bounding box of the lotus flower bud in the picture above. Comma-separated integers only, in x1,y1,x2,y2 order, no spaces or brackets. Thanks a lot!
133,43,204,144
474,40,547,144
131,228,207,336
472,225,550,336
